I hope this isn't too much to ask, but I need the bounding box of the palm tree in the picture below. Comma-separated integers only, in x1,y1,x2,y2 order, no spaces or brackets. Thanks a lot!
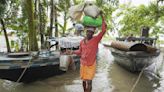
57,0,83,36
58,0,71,35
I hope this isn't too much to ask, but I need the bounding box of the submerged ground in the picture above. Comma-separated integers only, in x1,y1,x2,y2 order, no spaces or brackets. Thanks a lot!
0,44,164,92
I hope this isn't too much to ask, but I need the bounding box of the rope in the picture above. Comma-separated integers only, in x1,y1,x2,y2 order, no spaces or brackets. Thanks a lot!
16,56,33,82
130,65,146,92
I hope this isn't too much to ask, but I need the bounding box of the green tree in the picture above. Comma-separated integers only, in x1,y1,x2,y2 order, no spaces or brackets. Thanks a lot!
96,0,119,37
115,1,164,37
57,0,71,36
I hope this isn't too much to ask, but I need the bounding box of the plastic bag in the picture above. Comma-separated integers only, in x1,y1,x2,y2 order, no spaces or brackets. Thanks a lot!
59,55,71,71
59,55,76,71
82,16,102,27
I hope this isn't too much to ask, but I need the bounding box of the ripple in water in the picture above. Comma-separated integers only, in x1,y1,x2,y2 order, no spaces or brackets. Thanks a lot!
153,53,164,92
0,44,163,92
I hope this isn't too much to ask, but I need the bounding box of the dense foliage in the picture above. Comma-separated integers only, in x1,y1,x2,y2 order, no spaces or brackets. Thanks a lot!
113,0,164,37
0,0,163,52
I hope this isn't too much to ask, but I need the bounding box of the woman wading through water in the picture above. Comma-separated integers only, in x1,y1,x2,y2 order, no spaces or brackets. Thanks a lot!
65,13,107,92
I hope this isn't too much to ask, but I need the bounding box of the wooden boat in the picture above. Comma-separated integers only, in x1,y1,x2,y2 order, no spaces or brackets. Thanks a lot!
0,51,80,83
0,36,84,83
110,37,160,72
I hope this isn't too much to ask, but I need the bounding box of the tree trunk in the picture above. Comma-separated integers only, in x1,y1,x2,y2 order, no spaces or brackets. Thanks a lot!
63,11,67,35
25,0,38,51
39,0,45,49
49,0,54,37
0,18,11,52
155,0,160,22
54,5,58,37
34,0,38,18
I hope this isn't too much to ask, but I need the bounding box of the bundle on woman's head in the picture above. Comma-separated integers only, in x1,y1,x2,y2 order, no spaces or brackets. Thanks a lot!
69,1,103,34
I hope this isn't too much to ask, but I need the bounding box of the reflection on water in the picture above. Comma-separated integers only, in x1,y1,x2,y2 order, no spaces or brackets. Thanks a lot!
154,52,164,92
0,44,164,92
110,62,155,92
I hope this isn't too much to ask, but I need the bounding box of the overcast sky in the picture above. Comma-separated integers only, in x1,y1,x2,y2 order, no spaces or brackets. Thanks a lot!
119,0,151,6
85,0,152,6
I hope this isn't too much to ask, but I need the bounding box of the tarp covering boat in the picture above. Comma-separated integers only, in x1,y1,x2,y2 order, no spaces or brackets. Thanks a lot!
111,41,157,53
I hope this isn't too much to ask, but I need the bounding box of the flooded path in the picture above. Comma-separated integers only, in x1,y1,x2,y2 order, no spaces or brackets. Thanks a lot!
0,44,164,92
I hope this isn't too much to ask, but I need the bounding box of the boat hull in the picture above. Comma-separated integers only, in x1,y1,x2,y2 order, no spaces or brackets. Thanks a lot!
111,48,160,72
0,53,80,83
0,64,65,83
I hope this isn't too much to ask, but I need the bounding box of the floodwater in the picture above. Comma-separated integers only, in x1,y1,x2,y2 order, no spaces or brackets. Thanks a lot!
0,44,164,92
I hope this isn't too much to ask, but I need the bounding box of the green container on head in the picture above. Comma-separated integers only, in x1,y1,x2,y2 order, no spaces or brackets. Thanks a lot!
82,16,102,27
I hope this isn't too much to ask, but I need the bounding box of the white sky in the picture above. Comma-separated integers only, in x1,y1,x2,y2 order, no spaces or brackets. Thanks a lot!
86,0,152,5
119,0,151,6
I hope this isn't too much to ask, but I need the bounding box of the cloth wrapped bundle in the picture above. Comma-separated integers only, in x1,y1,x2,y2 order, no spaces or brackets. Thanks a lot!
68,1,102,28
58,36,84,48
68,4,85,21
83,1,100,18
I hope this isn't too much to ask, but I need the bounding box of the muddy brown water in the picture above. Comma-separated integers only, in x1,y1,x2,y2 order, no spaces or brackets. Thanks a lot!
0,44,164,92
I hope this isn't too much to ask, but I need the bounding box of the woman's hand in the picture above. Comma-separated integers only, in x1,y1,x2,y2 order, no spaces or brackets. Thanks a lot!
100,11,107,26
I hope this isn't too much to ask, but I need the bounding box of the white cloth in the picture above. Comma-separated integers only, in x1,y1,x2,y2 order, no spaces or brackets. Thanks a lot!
68,4,85,21
58,36,84,48
74,23,84,31
84,1,100,18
